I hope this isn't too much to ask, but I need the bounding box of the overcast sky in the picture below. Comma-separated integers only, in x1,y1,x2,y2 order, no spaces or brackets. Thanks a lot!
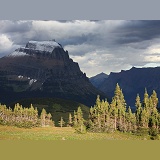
1,20,160,77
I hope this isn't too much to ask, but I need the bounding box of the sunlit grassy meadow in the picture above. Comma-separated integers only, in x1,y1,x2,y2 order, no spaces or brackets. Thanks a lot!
0,125,151,140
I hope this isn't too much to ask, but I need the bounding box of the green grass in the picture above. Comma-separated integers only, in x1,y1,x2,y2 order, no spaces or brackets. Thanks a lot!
0,125,152,140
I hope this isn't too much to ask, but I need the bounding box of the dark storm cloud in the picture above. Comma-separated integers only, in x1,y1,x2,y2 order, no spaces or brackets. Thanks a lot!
60,33,99,47
114,20,160,47
62,20,160,51
0,20,32,33
1,20,160,49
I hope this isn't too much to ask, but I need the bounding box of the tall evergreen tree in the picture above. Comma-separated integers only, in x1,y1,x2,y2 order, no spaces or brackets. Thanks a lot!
135,94,142,128
67,113,73,127
151,90,158,108
126,107,136,132
88,96,111,132
46,113,54,126
140,108,149,128
110,97,118,130
59,117,65,128
110,83,126,131
73,110,78,127
40,108,47,127
143,88,149,109
76,107,84,126
73,107,86,133
149,107,159,129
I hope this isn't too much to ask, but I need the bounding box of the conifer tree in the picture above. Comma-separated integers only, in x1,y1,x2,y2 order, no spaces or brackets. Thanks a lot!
46,113,54,126
135,94,142,127
0,103,53,128
101,99,109,129
149,107,159,129
88,96,111,132
149,97,154,111
143,88,149,109
29,104,36,121
126,107,136,132
151,90,158,108
140,108,149,128
77,106,84,127
90,96,102,130
59,117,65,128
110,83,126,131
67,113,73,127
126,106,132,131
95,95,101,108
73,107,86,133
34,107,39,121
73,110,78,127
40,108,47,127
110,98,118,130
88,106,95,130
148,91,159,129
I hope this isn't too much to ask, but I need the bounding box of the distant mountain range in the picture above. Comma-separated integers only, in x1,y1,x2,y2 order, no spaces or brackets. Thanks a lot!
0,40,105,106
89,67,160,110
90,72,108,88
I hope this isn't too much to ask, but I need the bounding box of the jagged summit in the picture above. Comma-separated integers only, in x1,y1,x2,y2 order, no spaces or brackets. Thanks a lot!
8,40,62,57
0,40,105,106
26,40,62,52
89,72,109,88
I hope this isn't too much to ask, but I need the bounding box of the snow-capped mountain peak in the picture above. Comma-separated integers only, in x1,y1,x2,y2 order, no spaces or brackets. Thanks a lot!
8,40,62,57
26,40,62,53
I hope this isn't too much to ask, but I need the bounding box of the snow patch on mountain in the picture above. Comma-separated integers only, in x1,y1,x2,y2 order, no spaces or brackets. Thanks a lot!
29,79,37,86
18,75,23,79
8,50,28,57
8,40,62,57
26,40,61,53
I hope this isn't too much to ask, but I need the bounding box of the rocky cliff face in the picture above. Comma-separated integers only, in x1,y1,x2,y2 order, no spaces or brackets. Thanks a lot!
0,40,105,106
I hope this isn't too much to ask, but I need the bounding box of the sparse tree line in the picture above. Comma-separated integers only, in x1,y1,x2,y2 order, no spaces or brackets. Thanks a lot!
1,83,160,138
0,103,53,128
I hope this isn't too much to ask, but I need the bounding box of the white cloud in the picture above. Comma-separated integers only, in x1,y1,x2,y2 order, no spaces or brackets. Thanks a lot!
70,50,130,77
144,56,160,62
0,34,13,52
0,34,20,56
147,43,160,54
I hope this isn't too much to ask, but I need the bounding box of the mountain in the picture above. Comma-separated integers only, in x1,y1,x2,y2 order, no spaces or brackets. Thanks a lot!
0,40,105,106
89,72,108,88
94,67,160,110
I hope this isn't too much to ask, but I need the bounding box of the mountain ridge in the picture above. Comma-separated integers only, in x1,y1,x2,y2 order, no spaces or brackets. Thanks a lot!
0,40,105,106
89,72,108,88
91,67,160,110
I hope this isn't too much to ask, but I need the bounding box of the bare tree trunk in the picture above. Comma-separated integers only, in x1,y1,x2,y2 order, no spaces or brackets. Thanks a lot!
114,117,117,130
